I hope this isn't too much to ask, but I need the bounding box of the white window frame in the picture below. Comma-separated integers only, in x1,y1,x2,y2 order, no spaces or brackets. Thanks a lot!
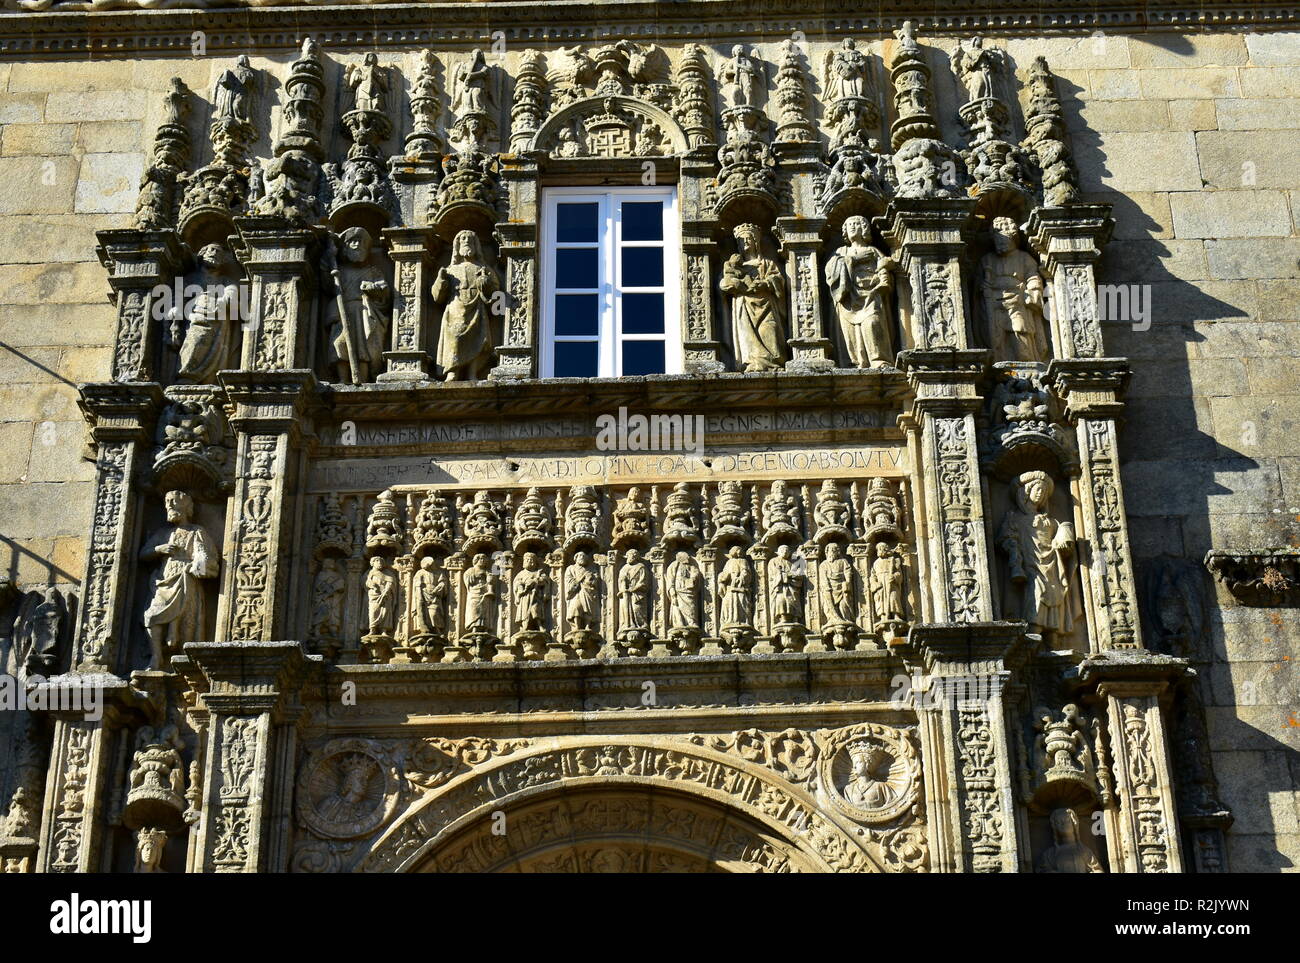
539,186,682,378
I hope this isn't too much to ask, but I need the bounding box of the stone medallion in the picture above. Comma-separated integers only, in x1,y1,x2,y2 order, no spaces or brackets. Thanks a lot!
818,723,921,825
296,738,399,840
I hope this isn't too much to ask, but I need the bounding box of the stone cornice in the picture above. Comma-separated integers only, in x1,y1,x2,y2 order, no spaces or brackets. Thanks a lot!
2,1,1300,57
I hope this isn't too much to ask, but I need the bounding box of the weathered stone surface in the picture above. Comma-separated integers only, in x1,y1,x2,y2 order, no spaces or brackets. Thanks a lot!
74,152,146,214
1205,238,1300,280
1171,190,1293,238
1076,131,1201,192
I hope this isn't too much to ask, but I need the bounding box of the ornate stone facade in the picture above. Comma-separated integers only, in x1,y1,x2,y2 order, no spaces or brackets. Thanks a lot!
1,0,1296,875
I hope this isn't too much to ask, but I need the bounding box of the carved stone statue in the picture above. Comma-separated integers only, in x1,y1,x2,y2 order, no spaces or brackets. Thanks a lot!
823,38,871,101
452,48,493,117
213,55,256,126
175,244,241,384
463,553,499,636
326,227,391,385
366,489,403,550
870,542,906,632
141,490,218,668
814,479,851,533
666,550,701,631
309,558,345,642
345,52,389,115
768,544,804,626
12,585,65,676
411,557,449,637
721,223,787,372
135,827,169,874
825,215,897,369
980,217,1049,362
719,44,762,108
565,551,600,633
432,230,501,382
1037,808,1103,873
617,549,650,636
718,545,754,630
819,542,856,627
950,36,1006,103
365,556,398,638
997,471,1077,638
512,552,550,632
611,486,650,546
664,482,698,542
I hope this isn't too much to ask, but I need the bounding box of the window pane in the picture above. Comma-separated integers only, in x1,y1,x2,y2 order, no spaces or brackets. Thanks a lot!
622,340,665,376
556,248,598,289
621,246,663,288
622,292,664,335
622,202,663,242
555,294,599,337
556,203,598,243
554,340,599,378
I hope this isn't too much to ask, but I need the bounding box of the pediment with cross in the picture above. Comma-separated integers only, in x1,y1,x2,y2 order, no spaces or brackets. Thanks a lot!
532,95,689,159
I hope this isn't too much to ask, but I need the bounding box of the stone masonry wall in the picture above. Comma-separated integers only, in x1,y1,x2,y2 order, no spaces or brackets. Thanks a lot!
0,27,1296,870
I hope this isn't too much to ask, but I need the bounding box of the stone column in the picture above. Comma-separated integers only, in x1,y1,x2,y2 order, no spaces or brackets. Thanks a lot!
777,219,835,373
680,150,726,373
1075,654,1188,873
380,227,439,381
879,198,977,351
1025,205,1113,360
95,230,185,384
215,370,317,643
234,219,320,372
75,382,164,672
491,155,540,380
1050,359,1142,650
904,623,1027,873
184,642,308,873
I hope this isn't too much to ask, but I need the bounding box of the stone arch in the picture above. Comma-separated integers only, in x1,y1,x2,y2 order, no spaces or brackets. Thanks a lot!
530,95,690,158
358,736,883,873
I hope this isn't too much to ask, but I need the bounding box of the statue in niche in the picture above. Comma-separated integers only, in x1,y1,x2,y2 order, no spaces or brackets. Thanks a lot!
432,230,501,382
141,490,218,669
718,545,754,630
135,827,168,874
768,544,804,626
309,558,345,641
213,55,256,126
325,227,391,385
997,471,1077,639
950,36,1007,102
666,551,702,631
364,556,398,639
1037,808,1103,873
345,52,389,114
452,49,492,117
174,244,241,384
825,215,897,369
617,549,650,636
819,542,856,627
823,38,871,101
565,551,601,633
721,223,786,372
870,542,906,631
12,586,65,676
979,217,1049,362
611,487,650,545
411,557,449,637
463,553,499,636
719,44,763,108
512,552,551,632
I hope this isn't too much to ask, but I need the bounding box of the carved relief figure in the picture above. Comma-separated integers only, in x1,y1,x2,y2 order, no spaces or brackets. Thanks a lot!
565,551,601,633
326,227,391,385
452,48,493,116
1037,808,1103,873
141,490,218,668
617,549,650,635
411,557,449,637
666,550,702,631
719,44,763,108
432,230,501,382
512,552,551,632
309,558,345,641
768,544,803,625
825,215,897,368
611,487,650,545
823,38,871,101
721,223,787,372
175,244,242,384
870,542,906,630
980,217,1049,362
463,553,499,635
950,36,1006,102
718,546,754,630
997,471,1077,638
345,52,389,114
135,827,168,874
819,542,856,627
365,556,398,638
213,55,256,126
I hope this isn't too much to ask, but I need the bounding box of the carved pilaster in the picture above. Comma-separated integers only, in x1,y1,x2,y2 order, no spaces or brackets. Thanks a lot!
903,622,1027,873
1025,205,1114,360
75,382,165,671
380,227,439,380
1050,358,1141,650
878,199,977,350
215,371,318,644
184,641,309,873
233,220,320,372
490,184,539,380
777,221,834,372
96,230,187,384
680,227,726,374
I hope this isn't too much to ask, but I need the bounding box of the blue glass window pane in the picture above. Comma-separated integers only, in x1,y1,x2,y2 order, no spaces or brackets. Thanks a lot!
622,293,664,335
556,203,598,243
622,202,663,242
622,340,665,376
555,294,599,337
556,248,598,289
554,341,599,377
621,246,663,288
